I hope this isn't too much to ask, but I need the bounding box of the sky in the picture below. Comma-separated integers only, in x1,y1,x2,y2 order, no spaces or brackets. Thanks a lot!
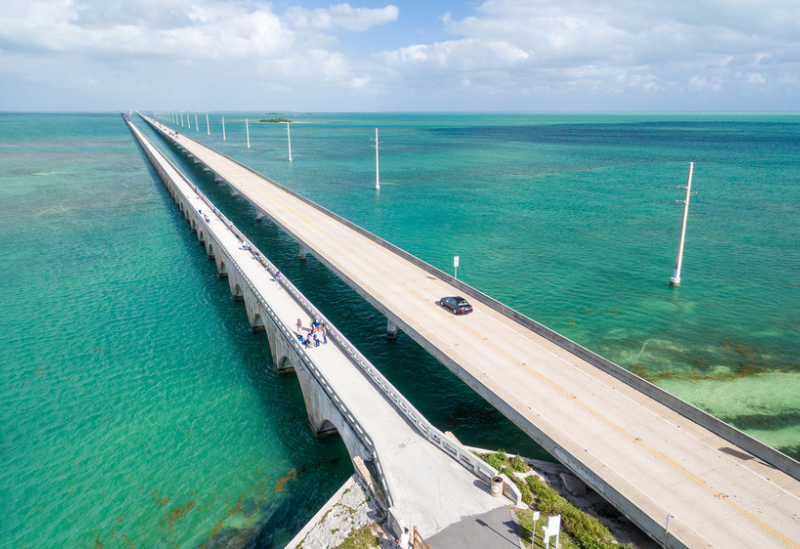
0,0,799,112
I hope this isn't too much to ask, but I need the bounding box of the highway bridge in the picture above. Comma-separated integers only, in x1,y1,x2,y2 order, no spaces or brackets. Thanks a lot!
125,116,518,543
139,113,800,549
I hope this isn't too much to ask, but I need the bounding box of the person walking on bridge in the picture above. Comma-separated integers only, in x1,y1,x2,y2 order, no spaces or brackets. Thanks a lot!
396,528,410,549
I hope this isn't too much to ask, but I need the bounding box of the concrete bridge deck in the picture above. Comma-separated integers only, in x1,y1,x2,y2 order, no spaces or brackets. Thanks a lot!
139,113,800,549
125,117,513,541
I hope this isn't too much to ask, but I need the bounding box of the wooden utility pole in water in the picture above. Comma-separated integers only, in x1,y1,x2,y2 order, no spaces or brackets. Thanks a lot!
670,162,694,287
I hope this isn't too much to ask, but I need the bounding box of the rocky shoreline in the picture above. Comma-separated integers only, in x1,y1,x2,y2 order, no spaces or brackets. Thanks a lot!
284,475,393,549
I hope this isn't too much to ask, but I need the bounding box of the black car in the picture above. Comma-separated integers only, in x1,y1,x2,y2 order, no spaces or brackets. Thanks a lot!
438,296,473,314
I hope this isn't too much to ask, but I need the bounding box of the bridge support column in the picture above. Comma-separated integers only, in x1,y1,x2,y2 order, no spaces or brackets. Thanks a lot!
386,319,398,339
299,245,308,259
243,292,265,333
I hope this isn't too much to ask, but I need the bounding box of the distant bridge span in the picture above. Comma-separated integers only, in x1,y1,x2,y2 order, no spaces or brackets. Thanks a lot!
140,113,800,549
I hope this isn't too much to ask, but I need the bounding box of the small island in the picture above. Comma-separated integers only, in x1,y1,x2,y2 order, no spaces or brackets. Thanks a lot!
259,117,292,123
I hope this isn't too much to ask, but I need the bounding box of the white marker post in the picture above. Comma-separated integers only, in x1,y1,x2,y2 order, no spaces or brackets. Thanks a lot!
245,118,250,149
195,113,199,132
287,122,292,162
375,128,380,190
541,514,561,548
670,162,694,287
222,117,226,141
206,113,210,135
454,256,460,279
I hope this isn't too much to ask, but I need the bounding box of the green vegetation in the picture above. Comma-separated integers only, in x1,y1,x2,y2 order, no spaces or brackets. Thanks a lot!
259,117,292,123
332,524,381,549
526,475,630,548
475,451,636,549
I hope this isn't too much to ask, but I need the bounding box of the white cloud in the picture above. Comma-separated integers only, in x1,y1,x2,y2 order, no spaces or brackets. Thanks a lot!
286,3,399,32
0,1,398,61
383,39,528,71
0,0,291,59
350,76,371,88
375,0,800,105
0,0,799,110
0,0,405,105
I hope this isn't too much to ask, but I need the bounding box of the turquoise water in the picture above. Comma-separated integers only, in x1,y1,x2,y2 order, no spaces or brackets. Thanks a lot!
3,112,799,548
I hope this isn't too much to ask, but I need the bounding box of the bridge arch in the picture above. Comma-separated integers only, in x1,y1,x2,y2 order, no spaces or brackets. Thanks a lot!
231,283,243,301
315,419,339,438
276,355,296,374
216,259,227,277
251,313,265,333
207,242,215,258
198,229,205,243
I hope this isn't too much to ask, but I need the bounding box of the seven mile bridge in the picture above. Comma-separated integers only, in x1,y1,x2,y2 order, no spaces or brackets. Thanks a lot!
139,113,800,549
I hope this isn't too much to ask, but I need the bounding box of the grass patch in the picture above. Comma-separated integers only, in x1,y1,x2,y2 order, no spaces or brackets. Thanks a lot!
331,524,381,549
476,451,637,549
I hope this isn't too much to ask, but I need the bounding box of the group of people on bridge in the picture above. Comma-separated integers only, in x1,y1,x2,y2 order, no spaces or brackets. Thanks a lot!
296,316,327,349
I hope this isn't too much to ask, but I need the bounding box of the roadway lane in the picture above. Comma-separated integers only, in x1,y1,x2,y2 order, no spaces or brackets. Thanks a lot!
142,116,800,549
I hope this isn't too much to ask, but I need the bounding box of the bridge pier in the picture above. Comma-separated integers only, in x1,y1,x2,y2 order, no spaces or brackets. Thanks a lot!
242,288,266,333
386,319,398,339
299,245,308,259
214,256,228,277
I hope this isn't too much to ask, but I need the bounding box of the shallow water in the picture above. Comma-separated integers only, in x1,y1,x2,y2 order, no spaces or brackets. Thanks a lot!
2,112,799,548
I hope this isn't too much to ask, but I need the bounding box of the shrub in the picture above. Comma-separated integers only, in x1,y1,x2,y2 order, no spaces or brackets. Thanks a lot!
510,454,529,473
512,475,534,506
478,452,508,471
526,476,615,545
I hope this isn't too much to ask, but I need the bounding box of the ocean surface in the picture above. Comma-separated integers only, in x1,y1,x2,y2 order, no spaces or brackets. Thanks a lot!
2,111,799,548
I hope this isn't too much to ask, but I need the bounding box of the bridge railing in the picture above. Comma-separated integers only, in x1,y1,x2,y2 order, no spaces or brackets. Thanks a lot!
127,117,395,505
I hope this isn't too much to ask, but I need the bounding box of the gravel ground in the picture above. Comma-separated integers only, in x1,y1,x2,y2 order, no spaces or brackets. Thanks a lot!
287,476,394,549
